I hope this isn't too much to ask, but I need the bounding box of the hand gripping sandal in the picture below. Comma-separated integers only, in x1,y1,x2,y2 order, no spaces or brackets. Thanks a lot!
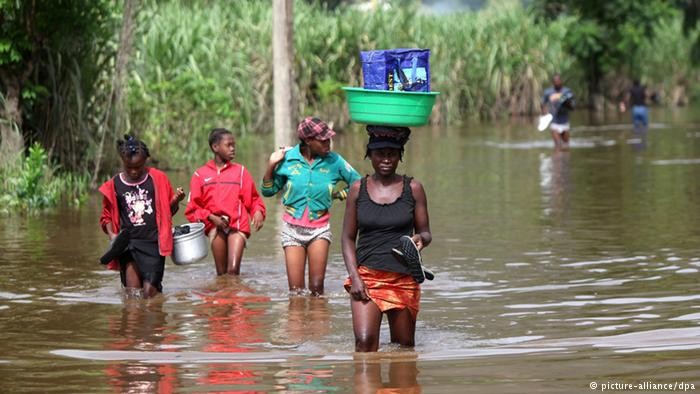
99,229,130,265
392,235,435,283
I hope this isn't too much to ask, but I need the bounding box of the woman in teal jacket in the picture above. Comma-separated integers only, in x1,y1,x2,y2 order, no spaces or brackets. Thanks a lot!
262,117,361,295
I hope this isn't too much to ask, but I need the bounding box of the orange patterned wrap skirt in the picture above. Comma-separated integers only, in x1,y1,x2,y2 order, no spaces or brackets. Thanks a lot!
344,266,421,319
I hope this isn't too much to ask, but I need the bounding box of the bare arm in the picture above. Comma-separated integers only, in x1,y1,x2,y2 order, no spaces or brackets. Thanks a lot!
341,180,370,301
261,147,290,196
170,187,185,214
410,179,431,250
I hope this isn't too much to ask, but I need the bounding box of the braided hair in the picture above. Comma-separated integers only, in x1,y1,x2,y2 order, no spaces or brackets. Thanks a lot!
208,128,233,149
117,134,150,159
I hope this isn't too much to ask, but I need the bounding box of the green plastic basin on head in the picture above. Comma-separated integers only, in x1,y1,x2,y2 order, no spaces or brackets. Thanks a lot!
342,87,440,126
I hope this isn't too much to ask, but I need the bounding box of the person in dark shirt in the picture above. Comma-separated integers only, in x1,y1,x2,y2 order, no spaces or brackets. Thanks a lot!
541,74,575,151
341,126,432,352
620,79,649,131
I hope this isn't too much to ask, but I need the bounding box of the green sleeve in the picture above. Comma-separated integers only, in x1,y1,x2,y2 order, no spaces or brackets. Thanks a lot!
336,157,361,200
261,164,286,197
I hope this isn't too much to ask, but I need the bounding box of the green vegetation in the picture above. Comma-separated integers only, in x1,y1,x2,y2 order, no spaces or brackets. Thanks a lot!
128,1,578,167
0,142,89,213
533,0,675,108
0,0,118,171
1,0,699,211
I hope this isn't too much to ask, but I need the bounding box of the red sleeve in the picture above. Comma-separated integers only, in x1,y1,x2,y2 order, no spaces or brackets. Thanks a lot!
165,177,175,206
184,171,212,224
98,180,116,234
241,167,266,220
100,195,114,234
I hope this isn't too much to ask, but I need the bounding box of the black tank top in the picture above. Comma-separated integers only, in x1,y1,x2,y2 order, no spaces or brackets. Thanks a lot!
356,175,415,274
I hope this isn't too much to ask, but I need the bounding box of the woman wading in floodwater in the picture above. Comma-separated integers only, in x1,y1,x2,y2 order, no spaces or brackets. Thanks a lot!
341,126,432,352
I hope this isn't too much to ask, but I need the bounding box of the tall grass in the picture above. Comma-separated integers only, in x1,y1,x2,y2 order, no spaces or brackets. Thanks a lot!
129,0,273,166
128,1,577,167
125,0,696,168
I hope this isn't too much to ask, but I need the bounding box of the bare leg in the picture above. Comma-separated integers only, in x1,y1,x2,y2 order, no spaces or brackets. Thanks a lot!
306,239,330,295
142,281,159,299
561,131,570,150
226,232,246,275
551,130,563,151
387,308,417,347
284,245,307,292
122,261,142,289
351,298,383,352
211,231,228,275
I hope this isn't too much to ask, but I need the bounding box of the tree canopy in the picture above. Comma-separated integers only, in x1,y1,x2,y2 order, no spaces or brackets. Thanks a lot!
0,0,115,167
532,0,674,104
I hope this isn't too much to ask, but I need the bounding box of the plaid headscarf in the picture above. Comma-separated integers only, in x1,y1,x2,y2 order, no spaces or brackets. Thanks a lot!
297,117,336,140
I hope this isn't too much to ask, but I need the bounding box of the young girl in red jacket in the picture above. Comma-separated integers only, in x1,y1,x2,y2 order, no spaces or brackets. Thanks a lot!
185,128,266,275
99,135,185,298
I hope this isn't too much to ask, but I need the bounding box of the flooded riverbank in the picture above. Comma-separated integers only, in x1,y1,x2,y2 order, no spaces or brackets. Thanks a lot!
1,108,700,392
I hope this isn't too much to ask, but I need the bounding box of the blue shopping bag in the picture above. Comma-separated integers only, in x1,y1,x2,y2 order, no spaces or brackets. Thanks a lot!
391,48,430,92
360,48,430,92
360,49,396,91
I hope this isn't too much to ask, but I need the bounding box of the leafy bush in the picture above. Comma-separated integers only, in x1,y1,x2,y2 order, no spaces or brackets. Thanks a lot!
0,142,89,213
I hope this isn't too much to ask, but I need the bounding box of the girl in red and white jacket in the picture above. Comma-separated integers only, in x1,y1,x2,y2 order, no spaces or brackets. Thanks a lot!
185,128,266,276
99,135,185,298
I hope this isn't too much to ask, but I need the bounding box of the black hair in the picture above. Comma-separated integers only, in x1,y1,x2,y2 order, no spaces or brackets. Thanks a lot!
208,128,233,149
117,134,150,159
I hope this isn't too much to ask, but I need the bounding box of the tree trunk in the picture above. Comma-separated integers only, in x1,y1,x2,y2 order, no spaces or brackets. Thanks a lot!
273,0,297,147
0,74,25,168
91,0,140,187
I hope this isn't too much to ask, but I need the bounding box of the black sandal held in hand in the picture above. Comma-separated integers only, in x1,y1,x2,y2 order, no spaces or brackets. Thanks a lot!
392,235,435,283
99,229,131,265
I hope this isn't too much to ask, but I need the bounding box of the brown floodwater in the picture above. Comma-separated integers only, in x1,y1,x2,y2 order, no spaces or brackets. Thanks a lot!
2,108,700,393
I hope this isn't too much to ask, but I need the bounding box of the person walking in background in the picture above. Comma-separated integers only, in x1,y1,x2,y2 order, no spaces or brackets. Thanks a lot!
341,126,432,352
541,74,575,150
185,128,266,276
99,135,185,298
619,79,649,132
261,117,361,296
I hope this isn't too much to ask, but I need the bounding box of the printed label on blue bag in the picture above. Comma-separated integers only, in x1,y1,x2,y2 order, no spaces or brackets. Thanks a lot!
393,67,428,91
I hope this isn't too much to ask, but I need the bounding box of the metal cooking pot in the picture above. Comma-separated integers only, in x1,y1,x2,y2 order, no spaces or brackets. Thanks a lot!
171,222,208,265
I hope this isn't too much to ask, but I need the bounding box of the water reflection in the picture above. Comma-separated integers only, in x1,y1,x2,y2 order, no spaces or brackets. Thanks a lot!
104,299,180,392
272,296,331,346
274,364,336,392
353,354,421,394
193,278,270,389
539,150,572,217
194,278,269,353
629,126,648,151
6,112,700,392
